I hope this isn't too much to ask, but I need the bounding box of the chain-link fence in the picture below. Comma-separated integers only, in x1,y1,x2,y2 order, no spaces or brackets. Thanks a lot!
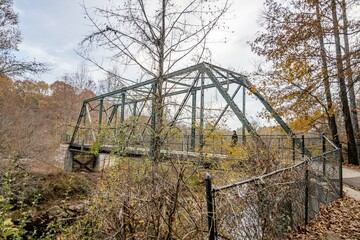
205,135,342,240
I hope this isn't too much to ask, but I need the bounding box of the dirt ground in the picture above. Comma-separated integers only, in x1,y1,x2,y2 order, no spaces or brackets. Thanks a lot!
288,196,360,239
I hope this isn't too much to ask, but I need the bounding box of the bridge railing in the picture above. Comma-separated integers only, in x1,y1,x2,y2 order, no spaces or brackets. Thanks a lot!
68,127,334,159
205,135,341,239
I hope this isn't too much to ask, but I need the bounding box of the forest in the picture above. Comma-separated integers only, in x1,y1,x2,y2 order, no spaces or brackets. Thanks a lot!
0,75,95,160
251,0,360,165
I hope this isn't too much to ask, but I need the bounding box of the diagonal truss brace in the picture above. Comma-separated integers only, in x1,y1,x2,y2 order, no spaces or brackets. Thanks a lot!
204,67,261,141
167,70,202,129
208,64,310,155
202,84,242,144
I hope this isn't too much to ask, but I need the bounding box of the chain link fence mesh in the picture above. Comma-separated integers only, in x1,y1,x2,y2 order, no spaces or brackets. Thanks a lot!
208,136,341,239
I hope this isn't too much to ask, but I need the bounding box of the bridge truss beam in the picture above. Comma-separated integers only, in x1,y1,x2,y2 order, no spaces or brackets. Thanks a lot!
69,62,304,157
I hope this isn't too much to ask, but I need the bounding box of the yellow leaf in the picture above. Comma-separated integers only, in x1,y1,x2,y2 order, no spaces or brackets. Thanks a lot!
4,218,13,226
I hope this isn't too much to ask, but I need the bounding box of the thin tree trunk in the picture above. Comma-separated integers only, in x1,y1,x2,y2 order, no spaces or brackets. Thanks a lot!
331,0,359,165
315,0,340,147
152,0,166,162
341,0,359,142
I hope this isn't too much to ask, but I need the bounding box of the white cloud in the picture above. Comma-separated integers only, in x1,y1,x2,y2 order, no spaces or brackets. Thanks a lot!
12,0,266,85
17,42,76,81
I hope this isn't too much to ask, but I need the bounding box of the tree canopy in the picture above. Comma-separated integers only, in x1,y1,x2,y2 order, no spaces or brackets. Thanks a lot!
251,0,360,164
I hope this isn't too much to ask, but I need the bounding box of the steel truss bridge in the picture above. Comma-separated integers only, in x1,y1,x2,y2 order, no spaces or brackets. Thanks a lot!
68,62,303,171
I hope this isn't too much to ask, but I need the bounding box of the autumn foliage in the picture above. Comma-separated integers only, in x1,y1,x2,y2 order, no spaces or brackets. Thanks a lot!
0,74,95,159
251,0,360,164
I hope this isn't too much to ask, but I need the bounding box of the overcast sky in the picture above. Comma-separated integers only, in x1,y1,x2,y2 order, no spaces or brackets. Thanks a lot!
13,0,264,83
13,0,269,128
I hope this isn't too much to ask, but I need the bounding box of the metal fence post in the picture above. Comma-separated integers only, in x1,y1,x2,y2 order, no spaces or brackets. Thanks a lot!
301,134,309,226
187,135,189,152
304,161,309,226
205,174,215,240
338,145,343,198
339,143,343,162
301,134,305,159
292,136,295,162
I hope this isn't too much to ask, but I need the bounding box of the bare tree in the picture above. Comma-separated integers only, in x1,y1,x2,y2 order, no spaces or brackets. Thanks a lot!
0,0,47,78
64,62,96,94
58,63,96,138
78,0,229,161
341,0,359,143
97,66,125,94
330,0,358,165
314,0,340,147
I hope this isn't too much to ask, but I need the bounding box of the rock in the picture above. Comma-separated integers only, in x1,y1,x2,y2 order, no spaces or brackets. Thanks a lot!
326,231,341,240
47,205,62,219
68,203,84,212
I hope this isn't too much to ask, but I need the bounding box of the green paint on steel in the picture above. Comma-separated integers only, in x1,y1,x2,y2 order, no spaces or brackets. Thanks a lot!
166,79,192,87
125,79,236,105
98,98,103,133
208,63,293,136
120,92,126,123
242,86,246,143
69,61,310,157
70,102,86,145
202,85,241,145
84,63,206,103
230,74,307,153
191,90,197,151
199,72,205,148
107,105,119,124
208,64,308,155
124,85,154,151
204,67,260,139
133,102,137,117
167,71,201,129
215,85,241,128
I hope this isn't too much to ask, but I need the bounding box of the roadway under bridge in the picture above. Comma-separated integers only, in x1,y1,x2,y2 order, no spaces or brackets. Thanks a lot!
66,62,305,172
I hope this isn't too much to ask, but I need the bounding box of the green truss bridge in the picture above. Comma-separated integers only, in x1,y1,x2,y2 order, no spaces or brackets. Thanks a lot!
66,62,305,172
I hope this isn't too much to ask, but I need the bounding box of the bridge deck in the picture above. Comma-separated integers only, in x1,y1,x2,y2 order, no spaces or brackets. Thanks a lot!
69,144,228,160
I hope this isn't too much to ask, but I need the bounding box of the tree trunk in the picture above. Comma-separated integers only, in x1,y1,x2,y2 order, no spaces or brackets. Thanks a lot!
315,0,340,147
152,0,166,162
331,0,359,165
341,0,360,145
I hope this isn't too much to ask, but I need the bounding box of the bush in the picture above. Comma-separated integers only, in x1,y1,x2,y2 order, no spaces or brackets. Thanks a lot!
64,157,208,239
0,160,92,239
0,160,38,239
